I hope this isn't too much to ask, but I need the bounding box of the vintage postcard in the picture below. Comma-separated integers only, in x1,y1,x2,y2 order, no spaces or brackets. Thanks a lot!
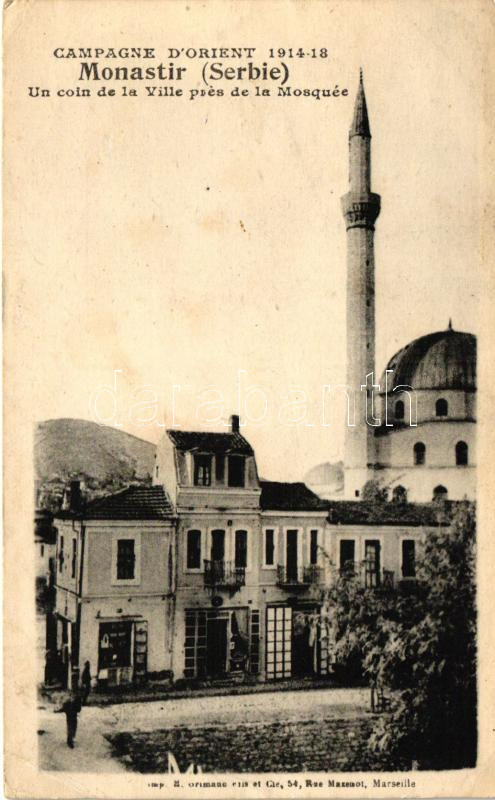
4,0,495,797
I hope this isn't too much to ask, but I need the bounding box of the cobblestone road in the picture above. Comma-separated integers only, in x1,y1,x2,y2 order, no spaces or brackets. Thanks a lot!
38,687,370,773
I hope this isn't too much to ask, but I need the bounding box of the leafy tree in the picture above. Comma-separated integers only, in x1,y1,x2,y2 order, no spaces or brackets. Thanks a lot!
320,502,476,769
361,478,389,504
371,502,476,769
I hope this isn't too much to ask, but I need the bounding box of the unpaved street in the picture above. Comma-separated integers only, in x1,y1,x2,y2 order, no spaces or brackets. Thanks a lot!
38,687,369,772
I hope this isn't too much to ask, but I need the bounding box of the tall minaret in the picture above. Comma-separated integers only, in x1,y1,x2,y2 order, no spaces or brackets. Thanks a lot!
341,70,381,499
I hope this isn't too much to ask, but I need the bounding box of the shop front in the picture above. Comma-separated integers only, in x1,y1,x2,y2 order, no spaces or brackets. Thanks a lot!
265,603,330,680
184,607,260,680
97,618,148,687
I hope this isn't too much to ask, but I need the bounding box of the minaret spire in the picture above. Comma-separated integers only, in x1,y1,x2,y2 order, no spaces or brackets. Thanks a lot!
341,72,381,499
350,69,371,139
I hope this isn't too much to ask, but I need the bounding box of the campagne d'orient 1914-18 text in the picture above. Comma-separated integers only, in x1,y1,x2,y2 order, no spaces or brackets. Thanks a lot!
28,46,345,100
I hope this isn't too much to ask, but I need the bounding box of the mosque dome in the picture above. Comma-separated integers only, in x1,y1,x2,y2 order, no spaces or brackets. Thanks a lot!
381,325,476,392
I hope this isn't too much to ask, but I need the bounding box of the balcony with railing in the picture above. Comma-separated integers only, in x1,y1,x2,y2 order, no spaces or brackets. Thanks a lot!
339,560,395,590
276,564,322,590
203,559,245,590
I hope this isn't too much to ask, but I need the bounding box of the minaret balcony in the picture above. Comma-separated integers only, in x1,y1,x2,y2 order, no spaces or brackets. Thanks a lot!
341,191,381,230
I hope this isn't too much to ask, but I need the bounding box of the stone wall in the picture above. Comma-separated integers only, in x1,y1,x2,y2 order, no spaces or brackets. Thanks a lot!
107,716,381,773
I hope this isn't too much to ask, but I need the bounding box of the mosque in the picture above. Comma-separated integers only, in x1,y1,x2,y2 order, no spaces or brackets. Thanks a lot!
306,72,476,503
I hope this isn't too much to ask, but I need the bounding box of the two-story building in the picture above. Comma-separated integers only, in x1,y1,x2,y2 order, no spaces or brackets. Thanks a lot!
53,485,176,689
153,416,332,683
52,417,442,690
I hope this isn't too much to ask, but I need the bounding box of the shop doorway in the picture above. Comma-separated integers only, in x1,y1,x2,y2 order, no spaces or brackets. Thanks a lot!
98,620,133,686
292,606,319,677
206,617,228,677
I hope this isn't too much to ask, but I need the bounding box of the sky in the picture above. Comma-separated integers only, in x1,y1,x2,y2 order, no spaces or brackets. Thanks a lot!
8,1,484,481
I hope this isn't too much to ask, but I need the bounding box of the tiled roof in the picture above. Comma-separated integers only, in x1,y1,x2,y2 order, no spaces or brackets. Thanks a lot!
260,480,454,524
326,500,451,526
56,485,174,521
167,430,253,455
260,481,329,512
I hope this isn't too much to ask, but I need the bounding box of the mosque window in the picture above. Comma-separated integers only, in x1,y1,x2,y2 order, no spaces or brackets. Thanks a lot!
395,400,404,420
413,442,426,465
433,485,448,501
436,398,448,417
456,441,468,466
392,485,407,503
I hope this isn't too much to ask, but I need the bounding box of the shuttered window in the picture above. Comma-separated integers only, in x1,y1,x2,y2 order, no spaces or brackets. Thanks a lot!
186,530,201,570
117,539,135,580
194,454,212,486
339,539,355,572
402,540,416,578
235,530,247,568
264,529,275,566
71,538,77,579
310,530,319,565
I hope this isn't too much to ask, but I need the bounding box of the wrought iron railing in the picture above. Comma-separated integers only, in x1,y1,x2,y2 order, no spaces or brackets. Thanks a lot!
276,564,322,587
339,561,395,590
203,559,245,589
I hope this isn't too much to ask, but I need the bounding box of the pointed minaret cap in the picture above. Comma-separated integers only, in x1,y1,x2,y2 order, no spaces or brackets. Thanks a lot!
448,318,453,331
349,68,371,138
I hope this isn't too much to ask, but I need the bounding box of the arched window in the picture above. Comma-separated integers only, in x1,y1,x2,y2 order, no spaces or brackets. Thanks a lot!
436,398,448,417
392,485,408,504
456,441,468,466
395,400,405,420
433,485,448,501
414,442,426,465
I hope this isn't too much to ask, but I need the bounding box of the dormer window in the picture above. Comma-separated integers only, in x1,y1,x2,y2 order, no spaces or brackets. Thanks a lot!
228,455,245,487
194,454,212,486
215,454,225,483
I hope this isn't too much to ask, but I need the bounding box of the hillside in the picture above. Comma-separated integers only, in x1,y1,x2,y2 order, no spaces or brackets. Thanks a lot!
35,418,156,484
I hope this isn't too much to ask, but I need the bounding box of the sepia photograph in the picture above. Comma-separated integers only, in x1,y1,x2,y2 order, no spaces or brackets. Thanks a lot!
4,1,494,797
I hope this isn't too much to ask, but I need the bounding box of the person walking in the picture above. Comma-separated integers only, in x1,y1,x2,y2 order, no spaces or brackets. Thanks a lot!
56,692,82,748
81,661,91,705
